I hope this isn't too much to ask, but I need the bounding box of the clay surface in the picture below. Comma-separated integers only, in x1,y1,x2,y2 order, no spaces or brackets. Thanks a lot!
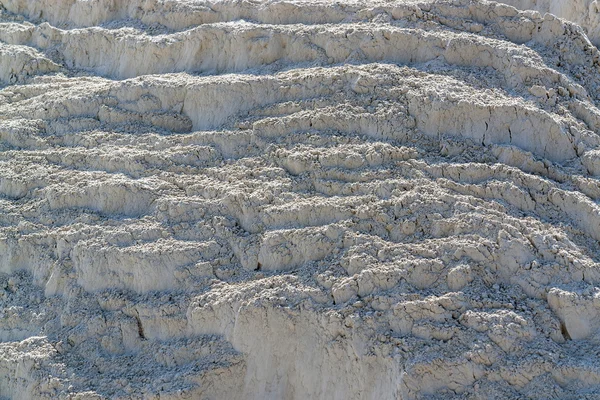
1,0,600,399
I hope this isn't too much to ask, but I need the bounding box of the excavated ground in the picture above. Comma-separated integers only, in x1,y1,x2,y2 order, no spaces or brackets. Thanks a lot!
1,0,600,399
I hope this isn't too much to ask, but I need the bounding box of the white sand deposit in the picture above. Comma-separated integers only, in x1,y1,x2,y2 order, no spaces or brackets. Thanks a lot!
1,0,600,398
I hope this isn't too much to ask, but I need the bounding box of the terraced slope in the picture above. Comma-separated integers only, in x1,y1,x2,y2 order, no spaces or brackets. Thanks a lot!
1,0,600,398
500,0,600,46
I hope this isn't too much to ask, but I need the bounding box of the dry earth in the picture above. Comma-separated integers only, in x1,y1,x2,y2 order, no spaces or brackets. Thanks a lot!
1,0,600,399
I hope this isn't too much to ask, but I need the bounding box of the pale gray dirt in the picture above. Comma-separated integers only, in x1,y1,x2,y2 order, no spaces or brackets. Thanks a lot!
1,0,600,399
